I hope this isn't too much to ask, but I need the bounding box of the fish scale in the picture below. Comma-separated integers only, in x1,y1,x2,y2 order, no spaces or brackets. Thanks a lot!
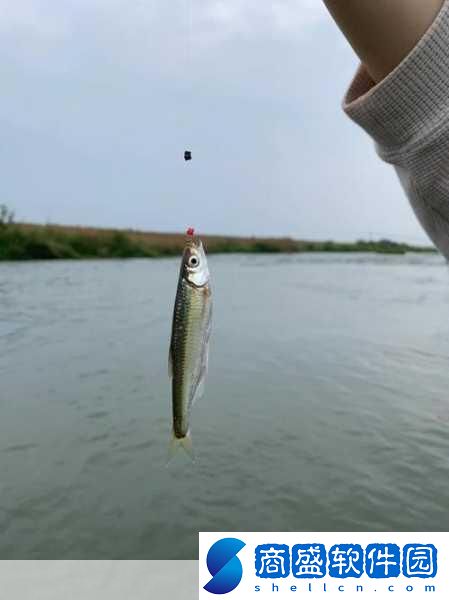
172,281,207,431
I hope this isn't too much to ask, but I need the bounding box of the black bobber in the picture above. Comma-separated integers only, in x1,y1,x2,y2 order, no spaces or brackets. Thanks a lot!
184,150,192,161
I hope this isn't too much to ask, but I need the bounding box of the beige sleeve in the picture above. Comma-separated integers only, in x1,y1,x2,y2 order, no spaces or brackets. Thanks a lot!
343,0,449,259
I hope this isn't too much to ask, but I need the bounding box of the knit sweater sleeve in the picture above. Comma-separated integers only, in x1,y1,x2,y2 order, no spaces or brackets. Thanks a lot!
343,0,449,259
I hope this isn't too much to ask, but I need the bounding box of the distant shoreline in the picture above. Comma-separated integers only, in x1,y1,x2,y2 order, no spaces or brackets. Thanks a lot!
0,222,436,261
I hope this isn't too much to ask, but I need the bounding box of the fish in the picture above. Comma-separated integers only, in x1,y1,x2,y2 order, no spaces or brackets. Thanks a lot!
168,228,212,459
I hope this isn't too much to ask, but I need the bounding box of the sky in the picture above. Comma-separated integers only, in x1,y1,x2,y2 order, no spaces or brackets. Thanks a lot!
0,0,430,244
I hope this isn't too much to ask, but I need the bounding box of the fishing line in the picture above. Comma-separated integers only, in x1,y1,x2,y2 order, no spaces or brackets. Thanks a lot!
182,0,200,242
183,0,193,164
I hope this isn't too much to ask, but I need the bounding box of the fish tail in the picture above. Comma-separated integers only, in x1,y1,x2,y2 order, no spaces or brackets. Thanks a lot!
167,431,195,464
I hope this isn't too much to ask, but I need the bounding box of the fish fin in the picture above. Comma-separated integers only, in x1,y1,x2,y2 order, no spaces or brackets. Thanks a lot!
167,431,195,464
190,330,210,408
191,371,206,407
168,348,173,378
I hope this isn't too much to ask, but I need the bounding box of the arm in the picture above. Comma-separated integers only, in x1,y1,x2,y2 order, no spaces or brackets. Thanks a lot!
323,0,449,259
323,0,445,81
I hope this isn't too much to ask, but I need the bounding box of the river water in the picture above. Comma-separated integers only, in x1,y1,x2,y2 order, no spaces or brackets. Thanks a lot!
1,253,449,558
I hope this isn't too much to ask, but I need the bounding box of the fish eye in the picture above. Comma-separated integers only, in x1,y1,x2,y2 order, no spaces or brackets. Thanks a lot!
188,255,199,268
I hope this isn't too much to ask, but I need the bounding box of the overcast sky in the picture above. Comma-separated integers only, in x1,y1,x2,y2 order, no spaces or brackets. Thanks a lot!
0,0,430,243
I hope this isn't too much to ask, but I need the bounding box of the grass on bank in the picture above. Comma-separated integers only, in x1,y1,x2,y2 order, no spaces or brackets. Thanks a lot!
0,222,436,261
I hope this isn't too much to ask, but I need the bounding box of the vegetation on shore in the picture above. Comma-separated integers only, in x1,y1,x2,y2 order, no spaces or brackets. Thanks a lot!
0,207,436,261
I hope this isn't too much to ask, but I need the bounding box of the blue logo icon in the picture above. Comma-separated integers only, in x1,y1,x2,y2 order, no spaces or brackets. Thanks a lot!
403,544,437,578
255,544,290,578
204,538,246,594
366,544,401,579
328,544,364,579
292,544,327,578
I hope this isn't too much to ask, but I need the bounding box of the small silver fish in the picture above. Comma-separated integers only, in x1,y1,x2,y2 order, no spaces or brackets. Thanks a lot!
168,229,212,458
